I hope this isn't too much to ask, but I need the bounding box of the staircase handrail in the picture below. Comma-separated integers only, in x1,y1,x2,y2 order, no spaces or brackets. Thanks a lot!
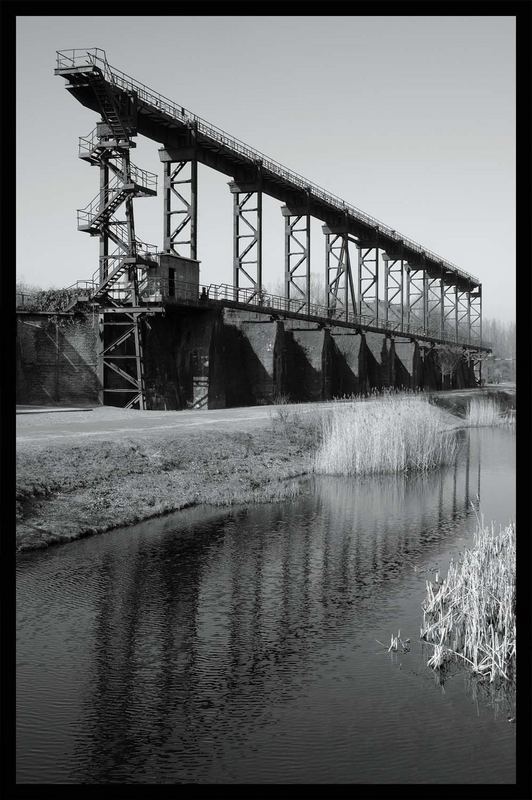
77,174,124,226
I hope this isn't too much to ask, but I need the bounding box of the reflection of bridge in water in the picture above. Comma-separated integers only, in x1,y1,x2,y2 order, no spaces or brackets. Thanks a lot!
53,49,489,410
74,434,480,782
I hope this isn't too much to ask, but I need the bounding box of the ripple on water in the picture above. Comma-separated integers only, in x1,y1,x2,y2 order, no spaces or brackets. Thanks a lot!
17,428,515,783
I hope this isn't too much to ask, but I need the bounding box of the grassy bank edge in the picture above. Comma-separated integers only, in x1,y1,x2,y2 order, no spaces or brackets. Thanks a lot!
16,388,515,554
16,426,315,553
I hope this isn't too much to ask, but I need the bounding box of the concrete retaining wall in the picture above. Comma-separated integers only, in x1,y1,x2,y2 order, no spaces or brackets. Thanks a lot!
331,332,364,397
16,313,100,405
393,339,422,389
16,309,478,409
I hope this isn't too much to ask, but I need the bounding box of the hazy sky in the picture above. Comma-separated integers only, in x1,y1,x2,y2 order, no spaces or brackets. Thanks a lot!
16,15,515,321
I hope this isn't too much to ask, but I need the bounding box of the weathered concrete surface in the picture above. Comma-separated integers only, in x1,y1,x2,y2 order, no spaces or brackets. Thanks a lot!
283,323,334,401
16,309,479,410
142,308,222,410
393,338,422,389
331,332,364,397
364,332,388,390
420,345,442,391
16,313,100,406
240,320,285,404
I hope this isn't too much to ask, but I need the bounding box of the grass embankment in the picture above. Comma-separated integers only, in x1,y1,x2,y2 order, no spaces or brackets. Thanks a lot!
16,424,317,552
421,518,516,684
16,389,512,552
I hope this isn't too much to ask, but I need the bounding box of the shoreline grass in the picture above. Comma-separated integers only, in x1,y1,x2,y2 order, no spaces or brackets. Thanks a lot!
313,395,459,476
466,396,516,427
420,516,516,683
16,388,513,553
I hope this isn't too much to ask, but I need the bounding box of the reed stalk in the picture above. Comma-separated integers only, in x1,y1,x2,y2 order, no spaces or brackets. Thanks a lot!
420,517,516,683
314,395,458,476
466,396,515,427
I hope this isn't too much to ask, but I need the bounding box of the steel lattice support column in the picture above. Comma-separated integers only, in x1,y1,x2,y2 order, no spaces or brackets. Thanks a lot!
405,263,426,333
382,246,404,328
323,224,357,321
456,289,470,344
357,238,379,324
441,281,457,342
281,203,311,313
159,145,198,259
469,286,482,345
426,273,443,339
229,175,263,300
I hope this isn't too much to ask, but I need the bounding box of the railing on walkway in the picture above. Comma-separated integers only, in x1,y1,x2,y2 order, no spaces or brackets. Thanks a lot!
56,48,479,286
15,277,489,349
135,277,485,348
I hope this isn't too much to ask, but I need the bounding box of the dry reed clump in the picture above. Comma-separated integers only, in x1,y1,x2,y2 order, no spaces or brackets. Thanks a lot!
420,518,515,683
313,396,458,476
466,396,515,427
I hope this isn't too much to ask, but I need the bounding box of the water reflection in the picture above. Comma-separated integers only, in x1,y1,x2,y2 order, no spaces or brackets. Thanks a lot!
17,428,515,784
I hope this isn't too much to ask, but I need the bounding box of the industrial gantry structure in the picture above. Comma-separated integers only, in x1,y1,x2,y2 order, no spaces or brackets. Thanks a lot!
55,48,487,409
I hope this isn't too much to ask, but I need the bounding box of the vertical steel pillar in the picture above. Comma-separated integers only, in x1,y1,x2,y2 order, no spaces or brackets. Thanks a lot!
456,289,469,344
229,174,263,300
426,273,443,339
282,205,311,313
440,265,445,340
323,224,357,320
442,282,456,341
454,284,459,343
469,286,482,345
421,254,428,336
357,238,379,324
405,263,425,332
162,159,198,258
383,246,404,329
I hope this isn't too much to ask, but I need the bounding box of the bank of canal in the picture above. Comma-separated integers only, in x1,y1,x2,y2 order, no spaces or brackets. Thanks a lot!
15,388,514,552
16,424,515,783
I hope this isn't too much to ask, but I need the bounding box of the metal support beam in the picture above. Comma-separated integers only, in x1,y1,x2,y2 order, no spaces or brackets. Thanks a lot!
162,159,198,258
229,176,262,301
456,289,469,343
405,263,425,333
282,205,311,313
383,245,404,328
469,287,482,346
441,282,457,342
323,225,357,321
426,273,443,339
357,238,379,324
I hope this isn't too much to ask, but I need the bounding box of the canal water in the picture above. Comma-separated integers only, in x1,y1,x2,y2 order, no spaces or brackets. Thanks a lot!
16,427,515,784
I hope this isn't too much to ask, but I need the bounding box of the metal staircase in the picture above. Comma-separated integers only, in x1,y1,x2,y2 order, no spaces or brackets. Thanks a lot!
74,102,159,407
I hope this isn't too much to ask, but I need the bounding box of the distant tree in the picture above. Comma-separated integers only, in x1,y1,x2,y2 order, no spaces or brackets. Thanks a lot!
265,272,327,307
482,318,516,383
436,344,464,388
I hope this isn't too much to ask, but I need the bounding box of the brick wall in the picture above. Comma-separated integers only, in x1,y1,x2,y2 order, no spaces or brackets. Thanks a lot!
16,313,100,405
